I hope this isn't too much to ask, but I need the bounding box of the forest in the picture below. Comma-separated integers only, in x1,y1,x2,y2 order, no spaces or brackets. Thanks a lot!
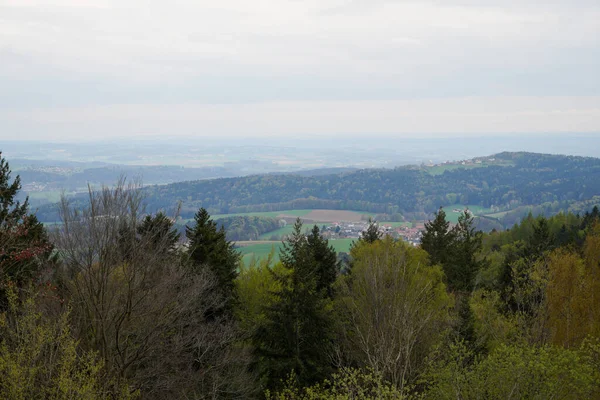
2,151,600,399
32,151,600,224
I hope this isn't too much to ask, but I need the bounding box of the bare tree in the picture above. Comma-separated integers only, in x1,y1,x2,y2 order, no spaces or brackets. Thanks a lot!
53,179,256,399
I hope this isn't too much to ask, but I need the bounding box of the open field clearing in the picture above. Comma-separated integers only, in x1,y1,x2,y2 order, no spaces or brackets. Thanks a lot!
208,209,372,223
238,238,355,266
442,204,493,223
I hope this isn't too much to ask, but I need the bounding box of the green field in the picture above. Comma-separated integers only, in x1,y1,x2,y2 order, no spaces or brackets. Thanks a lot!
425,160,515,176
426,164,484,176
238,238,355,266
379,221,412,228
442,204,492,223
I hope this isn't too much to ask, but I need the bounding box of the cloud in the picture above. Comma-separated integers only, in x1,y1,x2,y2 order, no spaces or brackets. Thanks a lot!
0,1,598,139
2,97,599,140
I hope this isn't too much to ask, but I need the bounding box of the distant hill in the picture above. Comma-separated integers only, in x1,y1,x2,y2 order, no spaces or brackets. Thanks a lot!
34,152,600,224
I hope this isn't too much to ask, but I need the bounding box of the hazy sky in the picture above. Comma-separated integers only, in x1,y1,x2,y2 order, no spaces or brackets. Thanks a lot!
1,0,599,141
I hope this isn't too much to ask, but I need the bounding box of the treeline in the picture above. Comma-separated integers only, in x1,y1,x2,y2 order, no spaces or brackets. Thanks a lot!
2,152,600,399
33,152,600,224
215,216,282,241
138,151,600,219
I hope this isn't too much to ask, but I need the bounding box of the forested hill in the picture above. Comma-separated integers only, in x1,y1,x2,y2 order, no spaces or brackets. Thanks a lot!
35,152,600,221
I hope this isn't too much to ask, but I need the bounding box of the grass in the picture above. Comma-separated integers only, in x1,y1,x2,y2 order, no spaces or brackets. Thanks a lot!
427,164,483,176
379,221,412,228
441,204,492,223
425,160,515,176
238,238,356,266
258,225,296,240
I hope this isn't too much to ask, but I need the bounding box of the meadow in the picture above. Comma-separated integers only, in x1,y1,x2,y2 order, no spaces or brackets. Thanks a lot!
238,238,356,266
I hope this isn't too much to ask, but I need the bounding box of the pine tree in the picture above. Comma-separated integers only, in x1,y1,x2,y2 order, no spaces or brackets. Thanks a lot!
138,212,180,253
254,219,334,390
0,152,53,288
360,218,382,244
421,207,455,267
186,208,239,303
306,224,339,298
449,210,484,293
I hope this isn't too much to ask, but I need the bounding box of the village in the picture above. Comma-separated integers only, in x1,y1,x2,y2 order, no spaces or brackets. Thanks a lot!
321,220,424,246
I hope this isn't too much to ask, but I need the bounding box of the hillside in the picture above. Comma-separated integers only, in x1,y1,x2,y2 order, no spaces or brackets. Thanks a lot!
34,152,600,223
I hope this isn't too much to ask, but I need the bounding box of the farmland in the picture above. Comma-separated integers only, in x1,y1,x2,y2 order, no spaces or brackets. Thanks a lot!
238,238,356,266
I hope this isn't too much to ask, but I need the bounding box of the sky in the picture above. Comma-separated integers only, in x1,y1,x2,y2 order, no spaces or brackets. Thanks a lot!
1,0,599,141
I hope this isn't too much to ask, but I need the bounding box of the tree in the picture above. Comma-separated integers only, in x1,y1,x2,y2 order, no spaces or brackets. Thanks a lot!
253,219,335,390
0,152,53,290
422,341,600,399
265,368,407,400
306,224,339,298
56,182,255,398
339,237,452,389
449,210,485,293
186,207,240,305
0,283,134,399
360,218,382,244
137,212,180,253
420,207,455,267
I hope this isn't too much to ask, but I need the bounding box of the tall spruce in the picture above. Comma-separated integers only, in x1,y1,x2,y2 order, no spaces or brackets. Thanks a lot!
306,224,339,298
0,152,53,288
186,208,239,303
138,212,180,253
254,219,334,390
421,207,455,267
450,210,484,293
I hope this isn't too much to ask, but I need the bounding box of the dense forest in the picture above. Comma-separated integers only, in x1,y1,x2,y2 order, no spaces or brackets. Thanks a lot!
2,151,600,398
32,152,600,224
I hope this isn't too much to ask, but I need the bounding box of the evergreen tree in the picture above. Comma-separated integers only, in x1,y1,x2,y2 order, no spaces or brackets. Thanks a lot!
138,212,180,253
0,152,53,288
254,219,334,390
526,217,554,257
186,208,239,302
421,207,456,267
449,210,484,293
360,218,382,244
306,224,339,298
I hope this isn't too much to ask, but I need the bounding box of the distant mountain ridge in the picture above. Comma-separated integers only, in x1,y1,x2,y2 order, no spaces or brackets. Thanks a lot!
33,152,600,225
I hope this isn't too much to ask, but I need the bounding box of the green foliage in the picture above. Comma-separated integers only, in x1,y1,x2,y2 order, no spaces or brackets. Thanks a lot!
357,218,382,244
137,212,180,252
253,219,337,390
422,341,600,399
0,152,54,289
449,211,485,293
129,152,600,221
0,284,135,399
265,368,409,400
186,207,240,303
341,237,452,388
420,207,455,267
216,215,281,241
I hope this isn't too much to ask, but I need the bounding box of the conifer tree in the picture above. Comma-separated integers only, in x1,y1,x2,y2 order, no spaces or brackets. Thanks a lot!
138,212,180,253
421,207,455,267
0,152,53,288
306,224,339,298
186,208,239,302
450,210,484,293
360,218,382,244
254,219,334,390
